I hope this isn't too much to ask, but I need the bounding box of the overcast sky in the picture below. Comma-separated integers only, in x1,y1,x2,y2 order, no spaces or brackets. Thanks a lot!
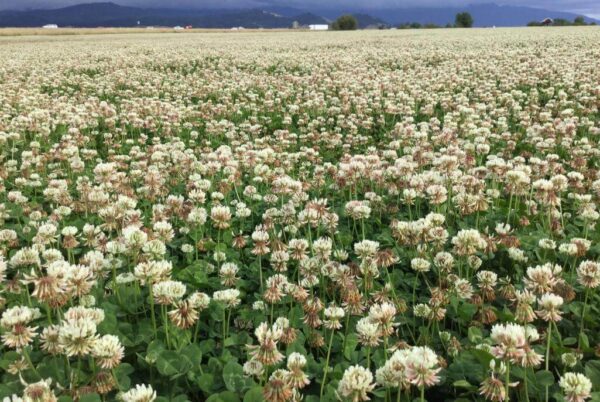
2,0,599,18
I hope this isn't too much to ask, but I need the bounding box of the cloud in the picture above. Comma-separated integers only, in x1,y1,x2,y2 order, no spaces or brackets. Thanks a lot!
2,0,599,17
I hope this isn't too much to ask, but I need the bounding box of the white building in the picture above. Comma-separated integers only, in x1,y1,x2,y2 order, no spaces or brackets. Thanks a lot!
309,24,329,31
42,24,58,29
174,26,184,30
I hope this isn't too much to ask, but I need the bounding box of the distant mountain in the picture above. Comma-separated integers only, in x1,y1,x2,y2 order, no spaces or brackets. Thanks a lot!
352,13,389,29
0,2,597,28
260,6,307,18
0,2,327,28
322,3,599,27
292,13,329,26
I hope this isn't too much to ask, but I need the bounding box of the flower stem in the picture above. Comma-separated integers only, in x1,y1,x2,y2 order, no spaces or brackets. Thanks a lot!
23,347,42,380
258,255,263,293
222,308,227,354
578,287,590,349
149,285,157,338
193,314,201,344
162,305,170,348
505,362,511,402
342,314,350,355
524,367,530,402
320,329,335,398
545,323,552,402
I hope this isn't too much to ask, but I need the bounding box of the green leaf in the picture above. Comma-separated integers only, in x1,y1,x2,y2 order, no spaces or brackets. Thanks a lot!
0,351,21,369
37,356,68,385
146,340,166,364
535,370,555,387
467,327,482,343
198,373,215,393
207,391,241,402
286,334,307,357
113,363,134,390
208,357,224,373
458,303,477,322
199,339,217,355
223,361,253,393
181,343,203,368
453,380,476,390
172,395,191,402
243,387,265,402
97,303,119,333
156,350,193,378
343,333,359,360
470,349,494,368
446,349,489,385
78,393,101,402
586,361,600,391
579,333,590,349
224,336,238,347
0,382,24,399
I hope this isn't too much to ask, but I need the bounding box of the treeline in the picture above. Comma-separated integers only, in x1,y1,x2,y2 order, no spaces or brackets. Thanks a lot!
330,12,598,31
527,16,596,26
397,22,450,29
397,12,474,29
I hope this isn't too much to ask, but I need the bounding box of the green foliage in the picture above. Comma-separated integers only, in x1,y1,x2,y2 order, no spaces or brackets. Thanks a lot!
331,14,358,30
455,12,474,28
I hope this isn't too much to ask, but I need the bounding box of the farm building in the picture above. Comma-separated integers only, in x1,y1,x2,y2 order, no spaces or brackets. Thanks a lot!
42,24,58,29
541,18,554,26
309,24,329,31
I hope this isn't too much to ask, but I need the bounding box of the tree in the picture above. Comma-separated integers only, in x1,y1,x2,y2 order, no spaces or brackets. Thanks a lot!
455,12,474,28
574,16,586,25
553,18,570,26
332,14,358,30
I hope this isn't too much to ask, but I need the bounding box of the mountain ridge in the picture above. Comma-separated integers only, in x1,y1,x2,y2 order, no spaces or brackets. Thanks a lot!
0,2,597,28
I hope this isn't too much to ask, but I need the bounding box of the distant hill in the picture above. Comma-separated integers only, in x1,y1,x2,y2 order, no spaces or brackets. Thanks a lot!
352,14,389,29
292,13,329,26
0,2,327,28
0,2,597,28
326,3,599,27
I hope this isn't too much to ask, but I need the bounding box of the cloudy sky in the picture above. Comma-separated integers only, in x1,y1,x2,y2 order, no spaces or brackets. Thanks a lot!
2,0,599,18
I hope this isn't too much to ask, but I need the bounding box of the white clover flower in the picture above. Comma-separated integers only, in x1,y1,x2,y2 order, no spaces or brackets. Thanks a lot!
559,373,592,402
354,240,379,259
122,226,148,249
213,289,241,308
337,365,375,402
58,318,98,357
121,384,157,402
152,280,186,305
411,257,431,273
